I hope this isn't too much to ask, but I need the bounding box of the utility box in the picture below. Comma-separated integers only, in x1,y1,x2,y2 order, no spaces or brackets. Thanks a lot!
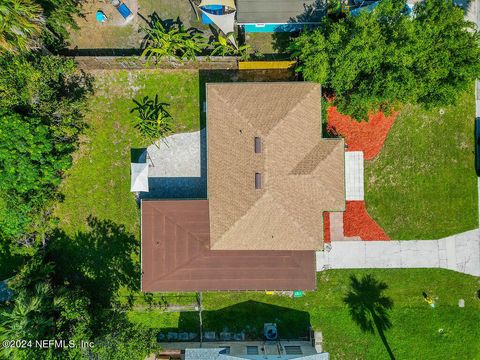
314,331,324,353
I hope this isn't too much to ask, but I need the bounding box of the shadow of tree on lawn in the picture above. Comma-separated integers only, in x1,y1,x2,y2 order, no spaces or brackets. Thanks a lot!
47,216,140,312
344,274,395,360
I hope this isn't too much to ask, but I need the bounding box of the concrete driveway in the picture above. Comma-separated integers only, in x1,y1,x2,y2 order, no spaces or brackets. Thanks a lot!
317,229,480,276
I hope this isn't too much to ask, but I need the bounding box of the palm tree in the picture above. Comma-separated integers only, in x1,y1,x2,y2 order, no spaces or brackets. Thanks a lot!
142,20,207,64
344,274,395,360
0,282,53,358
130,95,173,146
0,0,44,54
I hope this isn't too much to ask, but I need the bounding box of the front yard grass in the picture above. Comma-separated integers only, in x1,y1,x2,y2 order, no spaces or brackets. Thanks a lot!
365,88,478,239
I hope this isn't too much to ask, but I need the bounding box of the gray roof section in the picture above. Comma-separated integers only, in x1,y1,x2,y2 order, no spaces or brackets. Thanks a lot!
185,349,247,360
236,0,324,24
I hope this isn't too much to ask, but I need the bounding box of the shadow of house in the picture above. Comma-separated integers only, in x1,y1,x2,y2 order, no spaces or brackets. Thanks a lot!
159,300,311,341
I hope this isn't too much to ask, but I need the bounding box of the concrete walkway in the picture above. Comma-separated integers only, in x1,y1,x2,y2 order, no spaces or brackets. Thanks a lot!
345,151,364,201
317,229,480,276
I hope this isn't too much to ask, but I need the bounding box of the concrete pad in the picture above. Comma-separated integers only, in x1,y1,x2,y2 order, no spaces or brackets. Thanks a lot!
147,130,204,178
141,129,207,199
329,212,344,241
345,151,364,200
451,230,480,276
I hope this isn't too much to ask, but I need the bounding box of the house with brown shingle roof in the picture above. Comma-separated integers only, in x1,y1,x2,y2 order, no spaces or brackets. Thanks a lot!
141,82,345,292
207,83,345,251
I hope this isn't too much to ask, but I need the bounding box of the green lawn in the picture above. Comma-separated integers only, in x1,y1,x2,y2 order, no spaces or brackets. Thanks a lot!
365,89,478,239
127,269,480,360
54,69,200,236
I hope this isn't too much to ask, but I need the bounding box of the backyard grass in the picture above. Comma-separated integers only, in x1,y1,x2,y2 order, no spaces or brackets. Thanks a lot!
127,269,480,360
365,88,478,239
54,69,200,236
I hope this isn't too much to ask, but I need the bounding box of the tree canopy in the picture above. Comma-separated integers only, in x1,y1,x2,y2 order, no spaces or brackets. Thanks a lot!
0,0,44,55
0,0,80,54
290,0,480,118
1,222,158,360
0,55,92,244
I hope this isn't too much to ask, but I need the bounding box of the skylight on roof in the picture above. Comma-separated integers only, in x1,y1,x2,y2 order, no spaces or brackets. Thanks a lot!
255,172,262,189
255,137,262,153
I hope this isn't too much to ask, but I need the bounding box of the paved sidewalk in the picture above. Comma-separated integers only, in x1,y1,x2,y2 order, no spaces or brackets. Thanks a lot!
317,229,480,276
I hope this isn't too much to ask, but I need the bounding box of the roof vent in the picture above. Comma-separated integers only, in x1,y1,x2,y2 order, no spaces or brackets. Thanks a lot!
254,137,262,153
255,173,262,189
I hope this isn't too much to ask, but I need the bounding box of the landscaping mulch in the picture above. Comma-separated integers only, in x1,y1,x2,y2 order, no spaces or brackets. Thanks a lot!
323,212,331,243
327,106,397,160
343,201,390,240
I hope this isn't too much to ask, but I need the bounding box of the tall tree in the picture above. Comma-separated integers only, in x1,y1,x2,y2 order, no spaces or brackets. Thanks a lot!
290,0,480,119
0,0,44,54
0,110,72,241
0,253,92,360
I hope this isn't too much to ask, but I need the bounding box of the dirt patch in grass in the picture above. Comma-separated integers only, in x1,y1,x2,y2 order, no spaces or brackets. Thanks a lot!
68,0,211,51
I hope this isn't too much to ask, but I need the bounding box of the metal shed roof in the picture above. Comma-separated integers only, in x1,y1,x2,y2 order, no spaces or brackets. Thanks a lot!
141,200,316,292
236,0,324,24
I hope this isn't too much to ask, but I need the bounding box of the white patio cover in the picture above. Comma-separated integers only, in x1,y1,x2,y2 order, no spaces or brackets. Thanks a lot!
199,9,237,47
130,162,149,192
199,0,236,9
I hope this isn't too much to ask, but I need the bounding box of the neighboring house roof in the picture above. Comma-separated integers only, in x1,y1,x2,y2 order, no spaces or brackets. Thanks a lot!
236,0,323,24
207,83,345,251
141,200,316,291
184,348,330,360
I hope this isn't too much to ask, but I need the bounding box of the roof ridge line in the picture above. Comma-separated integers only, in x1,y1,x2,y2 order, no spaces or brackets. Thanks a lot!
269,188,320,247
290,139,344,176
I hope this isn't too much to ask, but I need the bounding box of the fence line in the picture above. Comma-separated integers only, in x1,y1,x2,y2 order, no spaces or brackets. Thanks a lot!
73,56,240,70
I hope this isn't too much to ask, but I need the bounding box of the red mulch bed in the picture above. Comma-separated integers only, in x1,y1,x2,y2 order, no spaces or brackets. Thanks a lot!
323,212,331,243
343,201,390,240
327,106,397,160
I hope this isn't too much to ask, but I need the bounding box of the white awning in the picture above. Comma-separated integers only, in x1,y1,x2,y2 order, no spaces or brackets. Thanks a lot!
199,9,237,47
199,0,236,9
131,162,149,192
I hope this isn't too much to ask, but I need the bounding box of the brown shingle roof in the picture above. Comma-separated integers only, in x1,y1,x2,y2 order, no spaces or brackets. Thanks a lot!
207,83,345,251
141,200,316,291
